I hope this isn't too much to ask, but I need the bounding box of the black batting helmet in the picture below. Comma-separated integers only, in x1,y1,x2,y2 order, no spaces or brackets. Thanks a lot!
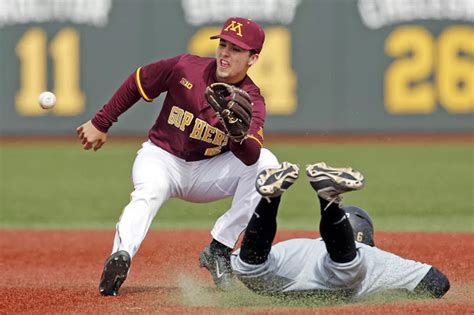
342,206,375,247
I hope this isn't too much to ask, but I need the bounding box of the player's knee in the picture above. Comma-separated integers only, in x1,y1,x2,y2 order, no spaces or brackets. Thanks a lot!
131,182,169,206
414,266,450,298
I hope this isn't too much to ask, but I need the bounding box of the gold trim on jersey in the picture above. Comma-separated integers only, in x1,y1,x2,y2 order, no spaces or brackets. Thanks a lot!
247,135,263,147
136,67,152,102
204,146,222,156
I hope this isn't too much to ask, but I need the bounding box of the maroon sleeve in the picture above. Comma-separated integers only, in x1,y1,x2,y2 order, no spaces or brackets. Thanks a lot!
229,86,266,165
136,54,183,100
91,54,184,133
229,139,261,165
91,72,141,132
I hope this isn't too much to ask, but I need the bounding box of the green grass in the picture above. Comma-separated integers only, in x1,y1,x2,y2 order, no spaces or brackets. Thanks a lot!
0,140,473,232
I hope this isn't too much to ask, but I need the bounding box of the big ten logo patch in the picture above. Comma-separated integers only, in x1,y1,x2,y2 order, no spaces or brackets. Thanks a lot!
180,77,193,90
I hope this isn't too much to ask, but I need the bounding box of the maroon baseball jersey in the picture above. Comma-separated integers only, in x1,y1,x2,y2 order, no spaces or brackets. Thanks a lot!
92,54,266,164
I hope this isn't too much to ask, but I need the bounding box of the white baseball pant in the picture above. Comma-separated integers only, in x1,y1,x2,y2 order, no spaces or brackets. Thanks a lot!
112,140,279,257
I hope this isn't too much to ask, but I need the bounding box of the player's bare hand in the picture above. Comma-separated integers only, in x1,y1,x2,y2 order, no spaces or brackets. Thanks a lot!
76,120,108,151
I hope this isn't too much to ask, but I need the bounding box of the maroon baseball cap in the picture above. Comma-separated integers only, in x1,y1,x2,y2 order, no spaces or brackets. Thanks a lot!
210,17,265,53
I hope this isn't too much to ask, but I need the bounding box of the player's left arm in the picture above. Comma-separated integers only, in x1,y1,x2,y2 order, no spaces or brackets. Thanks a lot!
229,91,265,165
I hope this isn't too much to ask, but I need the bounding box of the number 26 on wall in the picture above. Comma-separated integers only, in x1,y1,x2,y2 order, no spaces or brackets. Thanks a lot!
384,25,473,114
16,27,85,116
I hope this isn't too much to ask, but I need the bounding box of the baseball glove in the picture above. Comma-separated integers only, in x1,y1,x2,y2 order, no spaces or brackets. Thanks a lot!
205,82,253,141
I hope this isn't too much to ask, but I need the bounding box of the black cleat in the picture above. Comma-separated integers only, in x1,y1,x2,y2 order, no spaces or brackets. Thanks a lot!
255,162,299,198
99,250,131,296
199,245,234,290
306,162,365,202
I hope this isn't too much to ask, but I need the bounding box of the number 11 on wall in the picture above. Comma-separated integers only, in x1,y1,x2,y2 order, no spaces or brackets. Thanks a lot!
15,27,85,116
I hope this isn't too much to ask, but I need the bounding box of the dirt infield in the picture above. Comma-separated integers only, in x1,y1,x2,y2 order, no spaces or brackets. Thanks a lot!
0,230,473,314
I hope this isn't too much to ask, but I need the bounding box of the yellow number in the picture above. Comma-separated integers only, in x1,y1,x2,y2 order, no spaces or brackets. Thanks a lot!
187,26,297,114
384,26,435,114
385,25,474,114
437,26,474,113
50,28,85,115
356,232,364,242
15,27,85,116
248,27,297,114
15,28,48,116
188,27,219,58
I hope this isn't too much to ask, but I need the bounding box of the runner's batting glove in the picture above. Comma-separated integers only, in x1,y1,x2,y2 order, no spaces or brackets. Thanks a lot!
205,83,253,142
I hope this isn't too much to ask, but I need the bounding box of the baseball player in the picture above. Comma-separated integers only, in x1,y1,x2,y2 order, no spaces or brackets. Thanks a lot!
76,17,279,296
230,162,450,299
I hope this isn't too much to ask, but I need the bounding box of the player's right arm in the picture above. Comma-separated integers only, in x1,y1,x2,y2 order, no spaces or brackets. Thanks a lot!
76,120,107,151
76,54,184,150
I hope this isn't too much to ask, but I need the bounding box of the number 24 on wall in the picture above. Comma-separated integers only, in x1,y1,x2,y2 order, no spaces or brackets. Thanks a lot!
385,25,474,114
16,27,85,116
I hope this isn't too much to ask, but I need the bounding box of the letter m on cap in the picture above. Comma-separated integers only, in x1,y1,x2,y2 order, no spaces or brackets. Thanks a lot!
224,20,243,37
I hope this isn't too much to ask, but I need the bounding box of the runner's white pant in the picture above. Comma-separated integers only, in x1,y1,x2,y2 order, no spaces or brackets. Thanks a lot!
112,141,279,257
231,238,431,298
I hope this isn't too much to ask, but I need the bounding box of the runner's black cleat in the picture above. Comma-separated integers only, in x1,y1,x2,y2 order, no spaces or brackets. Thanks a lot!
199,245,234,291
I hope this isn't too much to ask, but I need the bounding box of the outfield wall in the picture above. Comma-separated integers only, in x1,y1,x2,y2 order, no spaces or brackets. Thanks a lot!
0,0,473,135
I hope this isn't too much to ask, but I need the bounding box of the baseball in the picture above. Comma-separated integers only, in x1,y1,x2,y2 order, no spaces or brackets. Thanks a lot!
38,91,56,109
